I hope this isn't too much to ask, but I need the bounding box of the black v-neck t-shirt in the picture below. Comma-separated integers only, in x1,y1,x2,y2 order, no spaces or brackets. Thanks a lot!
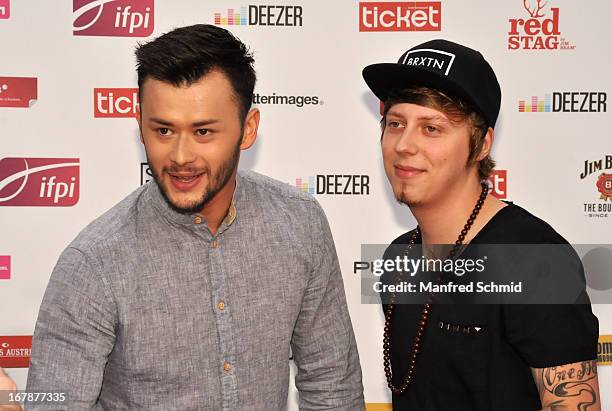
383,203,599,410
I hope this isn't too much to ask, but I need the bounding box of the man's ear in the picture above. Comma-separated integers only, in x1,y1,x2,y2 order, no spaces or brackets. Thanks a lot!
240,108,260,150
476,127,494,161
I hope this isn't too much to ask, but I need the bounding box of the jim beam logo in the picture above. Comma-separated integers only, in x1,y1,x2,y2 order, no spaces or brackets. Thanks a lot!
598,335,612,365
596,173,612,201
580,155,612,219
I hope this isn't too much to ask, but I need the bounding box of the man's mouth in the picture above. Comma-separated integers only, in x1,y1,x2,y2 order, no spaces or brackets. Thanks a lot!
171,174,201,182
167,172,205,191
394,165,425,178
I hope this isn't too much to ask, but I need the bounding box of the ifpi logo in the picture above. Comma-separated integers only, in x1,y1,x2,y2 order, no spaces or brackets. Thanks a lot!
94,88,138,117
359,2,441,32
0,336,32,368
508,0,574,50
0,256,10,280
488,170,507,199
73,0,154,37
0,0,10,19
0,158,80,207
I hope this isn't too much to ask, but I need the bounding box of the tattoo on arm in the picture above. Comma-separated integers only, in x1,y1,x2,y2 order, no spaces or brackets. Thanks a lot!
532,360,600,411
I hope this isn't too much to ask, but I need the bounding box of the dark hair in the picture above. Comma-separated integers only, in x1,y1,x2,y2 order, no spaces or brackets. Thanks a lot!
135,24,256,120
381,86,494,181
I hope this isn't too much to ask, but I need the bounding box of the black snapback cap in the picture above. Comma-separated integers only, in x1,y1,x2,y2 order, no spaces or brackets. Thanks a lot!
362,39,502,128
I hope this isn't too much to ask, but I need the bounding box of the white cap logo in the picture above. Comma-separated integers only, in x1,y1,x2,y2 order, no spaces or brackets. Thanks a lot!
401,48,456,75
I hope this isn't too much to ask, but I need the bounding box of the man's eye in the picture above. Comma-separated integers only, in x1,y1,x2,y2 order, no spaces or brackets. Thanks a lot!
196,129,210,136
387,121,402,129
157,128,171,136
425,125,439,133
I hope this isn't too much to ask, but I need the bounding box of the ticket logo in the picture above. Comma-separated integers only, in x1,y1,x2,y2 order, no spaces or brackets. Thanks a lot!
359,2,441,32
94,88,138,117
488,170,507,199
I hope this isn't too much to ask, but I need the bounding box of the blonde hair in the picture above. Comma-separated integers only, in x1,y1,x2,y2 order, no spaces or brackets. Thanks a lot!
381,86,495,181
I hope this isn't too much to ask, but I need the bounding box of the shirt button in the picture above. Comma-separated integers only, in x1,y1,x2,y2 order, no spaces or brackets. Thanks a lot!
217,301,226,310
223,362,232,372
211,240,218,248
194,216,202,225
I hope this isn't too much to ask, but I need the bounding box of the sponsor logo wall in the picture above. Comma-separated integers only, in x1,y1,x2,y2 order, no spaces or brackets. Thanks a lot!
1,1,611,408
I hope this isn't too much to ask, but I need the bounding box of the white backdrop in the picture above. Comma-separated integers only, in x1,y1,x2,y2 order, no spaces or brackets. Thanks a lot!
1,1,611,409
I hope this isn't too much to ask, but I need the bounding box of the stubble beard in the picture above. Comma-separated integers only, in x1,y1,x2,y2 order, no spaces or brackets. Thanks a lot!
150,139,241,215
395,182,421,207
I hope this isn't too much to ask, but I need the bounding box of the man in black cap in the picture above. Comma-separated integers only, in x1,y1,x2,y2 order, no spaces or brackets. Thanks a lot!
363,40,601,410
